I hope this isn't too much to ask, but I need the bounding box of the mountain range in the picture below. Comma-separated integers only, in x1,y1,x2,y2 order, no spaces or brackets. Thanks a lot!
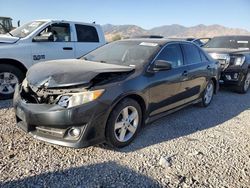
102,24,250,41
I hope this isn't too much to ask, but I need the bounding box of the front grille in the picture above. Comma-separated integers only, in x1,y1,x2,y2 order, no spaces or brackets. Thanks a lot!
36,126,66,138
229,57,235,65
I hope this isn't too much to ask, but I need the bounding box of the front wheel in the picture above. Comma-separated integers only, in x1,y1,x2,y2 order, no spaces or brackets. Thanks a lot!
199,80,214,107
0,64,25,100
106,98,142,148
236,72,250,94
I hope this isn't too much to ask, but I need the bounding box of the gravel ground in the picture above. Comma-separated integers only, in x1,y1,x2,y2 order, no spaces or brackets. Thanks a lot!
0,88,250,188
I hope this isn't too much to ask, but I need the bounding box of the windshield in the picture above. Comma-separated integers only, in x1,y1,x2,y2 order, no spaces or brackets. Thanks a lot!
204,36,250,50
82,41,160,66
10,21,46,38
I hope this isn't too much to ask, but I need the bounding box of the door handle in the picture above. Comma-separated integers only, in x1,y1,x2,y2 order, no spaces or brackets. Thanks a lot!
182,70,188,76
207,65,212,70
63,47,73,50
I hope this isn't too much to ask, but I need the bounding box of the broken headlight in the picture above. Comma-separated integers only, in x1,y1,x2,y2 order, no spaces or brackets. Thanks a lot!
57,89,105,108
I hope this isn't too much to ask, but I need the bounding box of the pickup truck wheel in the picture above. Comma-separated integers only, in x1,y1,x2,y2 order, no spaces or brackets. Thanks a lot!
106,98,142,148
0,64,25,100
199,80,214,107
236,72,250,94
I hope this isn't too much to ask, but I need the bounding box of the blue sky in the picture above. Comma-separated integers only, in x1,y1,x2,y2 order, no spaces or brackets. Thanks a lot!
1,0,250,31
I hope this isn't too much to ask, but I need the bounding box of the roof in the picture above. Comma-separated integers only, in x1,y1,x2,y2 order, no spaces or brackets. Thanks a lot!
130,35,164,39
166,37,196,41
213,35,250,38
121,38,194,46
33,19,99,26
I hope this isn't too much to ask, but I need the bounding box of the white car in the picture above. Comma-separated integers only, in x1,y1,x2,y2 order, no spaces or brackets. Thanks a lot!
0,19,106,99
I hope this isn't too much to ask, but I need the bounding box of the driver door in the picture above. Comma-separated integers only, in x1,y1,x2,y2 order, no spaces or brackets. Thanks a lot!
148,43,187,116
31,23,75,64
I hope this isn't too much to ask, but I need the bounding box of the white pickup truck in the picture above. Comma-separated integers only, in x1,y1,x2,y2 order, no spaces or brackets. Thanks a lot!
0,19,106,99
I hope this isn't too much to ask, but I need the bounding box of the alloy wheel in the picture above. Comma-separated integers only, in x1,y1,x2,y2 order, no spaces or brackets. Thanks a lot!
114,106,139,142
244,73,250,92
204,82,214,105
0,72,19,95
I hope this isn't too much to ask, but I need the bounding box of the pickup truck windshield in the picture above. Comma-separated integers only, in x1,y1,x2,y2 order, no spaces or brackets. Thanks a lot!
82,41,160,66
204,36,250,50
10,21,46,38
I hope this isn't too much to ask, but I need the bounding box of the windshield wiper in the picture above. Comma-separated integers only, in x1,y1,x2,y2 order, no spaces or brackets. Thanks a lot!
81,57,95,62
81,57,107,63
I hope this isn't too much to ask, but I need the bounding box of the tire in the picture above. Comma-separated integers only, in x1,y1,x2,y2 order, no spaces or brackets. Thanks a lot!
199,80,214,107
106,98,142,148
235,72,250,94
0,64,25,100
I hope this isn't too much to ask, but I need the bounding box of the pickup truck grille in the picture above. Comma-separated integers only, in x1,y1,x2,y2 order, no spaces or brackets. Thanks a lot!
229,57,236,65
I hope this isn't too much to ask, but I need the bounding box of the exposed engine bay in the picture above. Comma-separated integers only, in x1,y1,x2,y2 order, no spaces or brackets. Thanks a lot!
20,71,133,104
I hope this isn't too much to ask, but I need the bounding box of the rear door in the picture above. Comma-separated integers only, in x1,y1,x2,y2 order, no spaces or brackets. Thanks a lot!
180,43,208,103
31,23,75,64
148,43,188,116
74,24,102,58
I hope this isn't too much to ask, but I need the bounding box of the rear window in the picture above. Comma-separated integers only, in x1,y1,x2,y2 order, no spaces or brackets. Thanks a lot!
181,43,202,64
75,24,99,42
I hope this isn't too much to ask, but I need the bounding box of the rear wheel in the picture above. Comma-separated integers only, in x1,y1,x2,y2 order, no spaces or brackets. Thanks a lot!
0,64,25,100
236,72,250,94
199,80,214,107
106,98,142,148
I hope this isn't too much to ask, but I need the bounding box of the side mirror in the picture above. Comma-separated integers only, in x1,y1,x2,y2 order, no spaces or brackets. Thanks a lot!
32,32,53,42
153,60,172,71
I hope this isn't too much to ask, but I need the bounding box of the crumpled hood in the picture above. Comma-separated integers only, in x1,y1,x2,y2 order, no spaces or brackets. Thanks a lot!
204,48,250,54
26,59,135,88
0,34,19,44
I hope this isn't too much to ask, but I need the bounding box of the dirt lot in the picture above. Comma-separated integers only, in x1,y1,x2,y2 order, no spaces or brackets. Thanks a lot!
0,88,250,188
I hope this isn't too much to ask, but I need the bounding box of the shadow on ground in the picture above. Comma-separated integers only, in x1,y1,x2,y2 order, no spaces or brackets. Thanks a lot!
0,162,161,188
0,99,12,110
114,88,250,152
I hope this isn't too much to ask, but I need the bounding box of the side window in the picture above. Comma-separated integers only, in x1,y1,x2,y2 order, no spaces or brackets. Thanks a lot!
156,44,184,68
75,24,99,42
193,40,203,46
181,43,202,64
37,23,71,42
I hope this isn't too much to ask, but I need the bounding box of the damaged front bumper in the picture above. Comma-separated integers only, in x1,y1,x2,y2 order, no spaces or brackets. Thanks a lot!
13,85,110,148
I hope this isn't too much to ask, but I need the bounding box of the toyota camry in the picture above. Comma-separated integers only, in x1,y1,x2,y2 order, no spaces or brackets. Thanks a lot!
14,39,219,148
